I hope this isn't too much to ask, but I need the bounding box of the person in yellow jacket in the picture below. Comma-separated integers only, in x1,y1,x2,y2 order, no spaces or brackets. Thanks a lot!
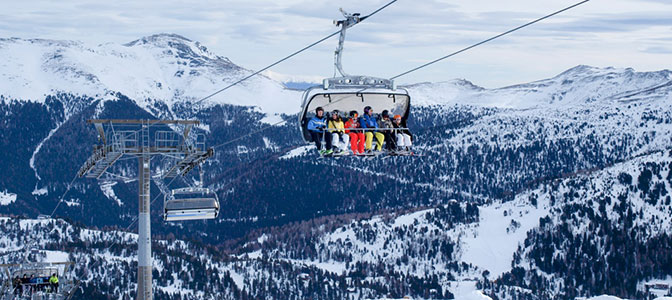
327,110,350,154
49,273,59,293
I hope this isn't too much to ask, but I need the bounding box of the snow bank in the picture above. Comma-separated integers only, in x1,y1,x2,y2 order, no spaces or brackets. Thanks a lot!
587,296,624,300
456,195,550,277
43,250,70,263
0,190,17,206
279,146,312,160
99,181,123,206
450,281,493,300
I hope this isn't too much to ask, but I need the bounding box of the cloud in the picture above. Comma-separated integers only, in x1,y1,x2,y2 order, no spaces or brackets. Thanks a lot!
0,0,670,88
641,46,672,54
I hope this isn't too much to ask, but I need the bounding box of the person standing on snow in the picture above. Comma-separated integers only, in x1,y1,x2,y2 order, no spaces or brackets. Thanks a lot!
307,107,333,155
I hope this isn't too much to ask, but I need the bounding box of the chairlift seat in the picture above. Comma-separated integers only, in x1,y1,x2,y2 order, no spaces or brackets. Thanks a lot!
1,261,78,299
298,77,411,143
163,188,220,222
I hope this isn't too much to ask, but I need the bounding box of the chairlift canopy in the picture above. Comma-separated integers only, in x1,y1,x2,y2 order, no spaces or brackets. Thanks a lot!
298,76,410,143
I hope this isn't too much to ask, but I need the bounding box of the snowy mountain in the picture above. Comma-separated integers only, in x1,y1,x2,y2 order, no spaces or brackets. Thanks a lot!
0,34,300,120
410,65,672,108
0,33,671,299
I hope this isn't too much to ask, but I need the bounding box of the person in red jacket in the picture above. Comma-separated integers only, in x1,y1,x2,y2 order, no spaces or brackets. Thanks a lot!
344,111,365,154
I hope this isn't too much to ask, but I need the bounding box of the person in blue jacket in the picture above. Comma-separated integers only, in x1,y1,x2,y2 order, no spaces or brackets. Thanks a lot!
307,106,333,155
359,106,384,152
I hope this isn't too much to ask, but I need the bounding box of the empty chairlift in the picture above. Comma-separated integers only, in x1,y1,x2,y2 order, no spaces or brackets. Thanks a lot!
163,187,220,221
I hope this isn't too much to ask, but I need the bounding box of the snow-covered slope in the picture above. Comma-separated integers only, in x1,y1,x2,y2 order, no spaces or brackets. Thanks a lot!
241,148,672,299
0,190,17,206
0,34,301,120
409,65,672,108
408,65,672,152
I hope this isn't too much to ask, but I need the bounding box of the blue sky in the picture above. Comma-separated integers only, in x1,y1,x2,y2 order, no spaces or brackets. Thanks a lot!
1,0,671,88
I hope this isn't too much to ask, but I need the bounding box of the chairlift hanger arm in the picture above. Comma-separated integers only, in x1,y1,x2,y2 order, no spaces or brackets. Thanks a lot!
334,8,363,77
332,1,398,77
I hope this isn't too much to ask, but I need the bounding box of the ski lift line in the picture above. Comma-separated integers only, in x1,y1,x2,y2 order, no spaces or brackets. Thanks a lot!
211,144,304,194
389,0,591,80
362,0,398,21
192,0,399,107
18,172,79,263
210,91,364,151
211,117,293,150
47,174,79,219
53,0,590,231
103,175,181,253
427,132,640,151
192,34,339,106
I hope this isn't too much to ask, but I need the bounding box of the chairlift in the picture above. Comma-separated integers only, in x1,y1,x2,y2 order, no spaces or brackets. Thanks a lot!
298,8,412,145
163,187,220,221
0,261,79,300
299,83,411,143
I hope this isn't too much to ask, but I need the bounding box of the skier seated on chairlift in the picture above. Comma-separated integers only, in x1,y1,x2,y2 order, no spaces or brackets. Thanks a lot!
49,273,59,293
21,274,29,294
392,114,413,152
328,110,349,154
360,106,385,153
12,276,22,295
345,111,365,155
28,274,39,293
378,110,396,152
307,106,333,156
31,274,48,292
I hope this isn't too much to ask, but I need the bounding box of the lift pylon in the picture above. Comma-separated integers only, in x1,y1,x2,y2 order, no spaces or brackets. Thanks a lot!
78,119,214,300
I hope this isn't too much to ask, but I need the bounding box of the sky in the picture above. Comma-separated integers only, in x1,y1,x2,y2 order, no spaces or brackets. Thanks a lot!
0,0,671,88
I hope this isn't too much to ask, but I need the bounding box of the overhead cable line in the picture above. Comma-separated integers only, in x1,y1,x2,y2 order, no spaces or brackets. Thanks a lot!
13,172,81,260
103,174,180,253
204,0,592,151
390,0,591,80
47,175,79,218
192,0,398,106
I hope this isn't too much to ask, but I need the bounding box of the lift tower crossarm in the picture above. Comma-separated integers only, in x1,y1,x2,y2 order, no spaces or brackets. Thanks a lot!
87,119,199,125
